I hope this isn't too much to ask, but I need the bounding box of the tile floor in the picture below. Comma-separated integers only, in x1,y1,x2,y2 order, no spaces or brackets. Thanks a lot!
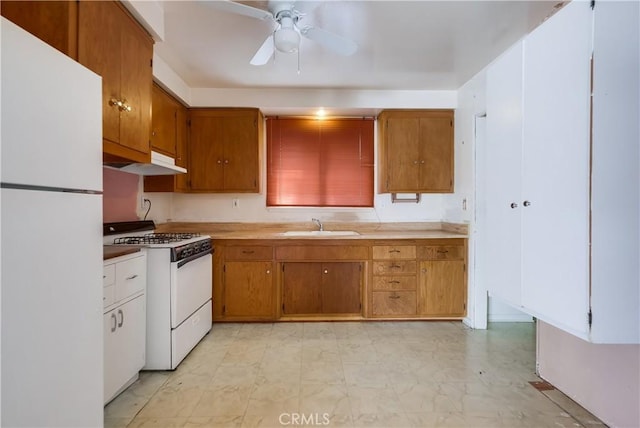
104,322,606,427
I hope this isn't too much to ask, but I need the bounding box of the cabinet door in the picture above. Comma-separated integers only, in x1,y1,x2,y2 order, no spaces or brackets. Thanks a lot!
321,262,361,314
418,116,453,191
0,1,78,58
118,12,152,155
104,295,145,403
282,262,322,315
78,0,152,161
385,117,420,191
78,1,121,146
189,115,225,190
223,114,259,191
175,104,189,190
521,0,591,335
151,84,178,157
223,261,274,318
484,40,524,308
418,260,466,316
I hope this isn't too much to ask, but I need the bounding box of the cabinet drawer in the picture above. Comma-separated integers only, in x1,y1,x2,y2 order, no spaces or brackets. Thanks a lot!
103,285,115,309
373,260,417,275
372,276,416,291
372,245,416,259
372,291,417,316
276,245,368,260
103,264,115,287
418,246,465,260
224,246,273,261
115,255,146,302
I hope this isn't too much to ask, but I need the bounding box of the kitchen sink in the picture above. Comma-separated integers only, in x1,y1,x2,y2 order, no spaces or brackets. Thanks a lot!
281,230,360,237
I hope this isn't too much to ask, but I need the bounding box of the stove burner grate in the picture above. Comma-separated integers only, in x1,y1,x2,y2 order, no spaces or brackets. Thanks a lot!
113,232,201,245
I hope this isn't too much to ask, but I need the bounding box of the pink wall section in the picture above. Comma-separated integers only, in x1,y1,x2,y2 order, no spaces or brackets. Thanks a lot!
103,167,140,222
537,321,640,428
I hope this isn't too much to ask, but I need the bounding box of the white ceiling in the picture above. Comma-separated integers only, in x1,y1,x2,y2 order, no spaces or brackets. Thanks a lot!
154,0,564,91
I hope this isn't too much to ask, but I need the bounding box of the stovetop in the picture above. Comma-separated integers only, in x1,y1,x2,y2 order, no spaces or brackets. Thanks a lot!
113,233,202,245
103,221,211,251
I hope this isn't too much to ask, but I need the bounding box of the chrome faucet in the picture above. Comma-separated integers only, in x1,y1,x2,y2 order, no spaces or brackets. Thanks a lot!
312,218,324,231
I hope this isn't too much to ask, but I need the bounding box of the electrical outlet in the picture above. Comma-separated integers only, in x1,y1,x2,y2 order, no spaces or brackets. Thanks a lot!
232,198,239,208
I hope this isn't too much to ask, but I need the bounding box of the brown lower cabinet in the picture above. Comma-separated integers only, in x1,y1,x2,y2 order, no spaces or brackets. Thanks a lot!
281,262,362,315
223,261,274,319
418,260,466,316
213,238,466,321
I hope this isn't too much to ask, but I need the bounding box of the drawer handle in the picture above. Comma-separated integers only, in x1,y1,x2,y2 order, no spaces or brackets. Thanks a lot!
437,250,449,254
389,249,401,253
390,264,401,269
117,309,124,328
126,274,138,280
111,313,117,333
389,294,401,300
389,280,400,284
103,275,106,279
242,250,255,254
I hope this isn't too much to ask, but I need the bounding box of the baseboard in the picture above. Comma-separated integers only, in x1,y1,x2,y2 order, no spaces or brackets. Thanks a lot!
488,314,534,322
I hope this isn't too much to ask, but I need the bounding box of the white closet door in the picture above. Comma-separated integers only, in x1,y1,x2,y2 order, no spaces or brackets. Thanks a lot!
484,41,525,308
521,0,592,337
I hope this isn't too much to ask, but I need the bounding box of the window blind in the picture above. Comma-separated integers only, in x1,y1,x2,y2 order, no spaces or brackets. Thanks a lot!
267,118,374,207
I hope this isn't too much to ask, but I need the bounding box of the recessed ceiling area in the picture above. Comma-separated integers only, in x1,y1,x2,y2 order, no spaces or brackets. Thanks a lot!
153,1,563,91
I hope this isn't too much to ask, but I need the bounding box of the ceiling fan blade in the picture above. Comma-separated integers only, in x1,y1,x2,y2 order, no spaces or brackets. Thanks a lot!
205,0,273,21
250,34,275,65
299,26,358,56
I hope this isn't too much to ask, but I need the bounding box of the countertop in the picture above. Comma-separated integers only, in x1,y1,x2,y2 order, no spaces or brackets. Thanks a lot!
103,246,141,261
154,222,468,241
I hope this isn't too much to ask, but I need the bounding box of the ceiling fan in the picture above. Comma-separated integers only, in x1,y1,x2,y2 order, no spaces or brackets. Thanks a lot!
208,1,358,65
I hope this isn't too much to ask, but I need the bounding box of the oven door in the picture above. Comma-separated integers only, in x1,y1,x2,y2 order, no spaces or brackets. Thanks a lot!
170,251,212,328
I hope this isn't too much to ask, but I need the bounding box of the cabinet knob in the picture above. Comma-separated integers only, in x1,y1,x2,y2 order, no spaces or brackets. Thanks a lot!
224,159,229,164
413,160,419,165
523,200,532,207
217,159,222,164
323,269,328,274
510,202,518,209
420,160,425,164
266,269,271,274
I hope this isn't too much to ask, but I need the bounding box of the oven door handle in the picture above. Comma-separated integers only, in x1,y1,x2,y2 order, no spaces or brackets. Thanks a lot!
177,249,212,269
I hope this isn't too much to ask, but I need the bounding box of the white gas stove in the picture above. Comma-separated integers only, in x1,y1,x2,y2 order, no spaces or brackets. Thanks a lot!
104,221,213,370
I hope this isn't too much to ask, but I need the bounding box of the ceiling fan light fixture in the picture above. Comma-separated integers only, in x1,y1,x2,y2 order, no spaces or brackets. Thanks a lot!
274,27,300,53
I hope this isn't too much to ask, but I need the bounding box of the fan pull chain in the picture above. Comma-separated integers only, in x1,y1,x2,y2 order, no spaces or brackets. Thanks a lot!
297,49,301,75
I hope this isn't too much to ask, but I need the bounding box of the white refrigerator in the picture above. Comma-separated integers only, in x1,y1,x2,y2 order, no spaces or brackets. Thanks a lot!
1,18,104,427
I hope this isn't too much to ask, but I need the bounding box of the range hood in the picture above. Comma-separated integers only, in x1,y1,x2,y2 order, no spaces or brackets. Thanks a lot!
104,151,187,176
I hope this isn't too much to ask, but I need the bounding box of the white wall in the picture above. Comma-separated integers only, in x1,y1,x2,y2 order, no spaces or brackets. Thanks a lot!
538,321,640,428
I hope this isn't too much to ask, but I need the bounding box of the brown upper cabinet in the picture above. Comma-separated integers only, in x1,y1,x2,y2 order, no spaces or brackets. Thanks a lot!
78,1,153,163
189,108,262,193
1,1,78,58
144,84,190,192
150,84,180,158
2,1,154,164
378,110,454,193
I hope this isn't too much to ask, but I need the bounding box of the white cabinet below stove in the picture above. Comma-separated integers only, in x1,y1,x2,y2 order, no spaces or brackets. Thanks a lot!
103,251,147,405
